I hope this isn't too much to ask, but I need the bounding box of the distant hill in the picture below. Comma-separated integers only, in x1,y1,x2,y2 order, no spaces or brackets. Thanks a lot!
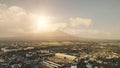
0,31,82,41
15,31,81,41
0,31,111,42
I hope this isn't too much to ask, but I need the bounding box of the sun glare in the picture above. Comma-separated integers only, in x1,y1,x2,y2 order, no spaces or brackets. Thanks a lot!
37,16,49,32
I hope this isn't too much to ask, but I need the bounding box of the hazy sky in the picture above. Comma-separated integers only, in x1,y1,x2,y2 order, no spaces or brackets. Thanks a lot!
0,0,120,39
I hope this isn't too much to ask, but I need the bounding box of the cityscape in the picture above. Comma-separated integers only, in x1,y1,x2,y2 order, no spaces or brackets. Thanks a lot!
0,41,120,68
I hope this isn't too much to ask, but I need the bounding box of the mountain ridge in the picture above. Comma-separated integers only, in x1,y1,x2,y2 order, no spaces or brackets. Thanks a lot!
0,31,111,41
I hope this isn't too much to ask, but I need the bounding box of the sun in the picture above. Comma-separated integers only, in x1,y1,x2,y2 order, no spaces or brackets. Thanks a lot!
37,16,49,32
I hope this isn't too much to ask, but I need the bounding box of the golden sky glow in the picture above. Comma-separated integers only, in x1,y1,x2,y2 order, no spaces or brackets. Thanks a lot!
0,0,120,39
37,16,49,32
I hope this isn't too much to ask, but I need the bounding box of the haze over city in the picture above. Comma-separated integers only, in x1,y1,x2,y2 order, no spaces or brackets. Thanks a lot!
0,0,120,40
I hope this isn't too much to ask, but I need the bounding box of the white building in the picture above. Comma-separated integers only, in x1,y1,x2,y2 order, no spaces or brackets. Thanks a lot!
55,53,76,61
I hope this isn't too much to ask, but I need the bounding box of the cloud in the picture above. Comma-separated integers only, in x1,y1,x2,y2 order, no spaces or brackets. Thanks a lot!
0,3,67,37
0,3,111,39
70,17,92,27
62,28,107,35
58,17,111,39
62,28,111,38
0,3,36,37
